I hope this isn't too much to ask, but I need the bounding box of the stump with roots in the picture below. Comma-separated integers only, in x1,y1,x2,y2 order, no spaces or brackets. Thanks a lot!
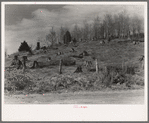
139,55,144,62
14,55,18,60
139,55,144,69
30,61,39,69
74,65,83,73
17,60,23,69
11,55,18,66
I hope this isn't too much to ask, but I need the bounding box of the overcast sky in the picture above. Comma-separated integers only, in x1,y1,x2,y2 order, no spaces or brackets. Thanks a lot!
5,4,144,54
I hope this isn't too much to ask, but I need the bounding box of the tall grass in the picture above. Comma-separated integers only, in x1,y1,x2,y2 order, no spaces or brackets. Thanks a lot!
5,62,143,94
98,63,137,87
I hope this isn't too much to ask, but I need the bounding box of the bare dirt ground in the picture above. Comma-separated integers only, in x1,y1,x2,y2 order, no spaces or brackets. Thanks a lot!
4,89,144,104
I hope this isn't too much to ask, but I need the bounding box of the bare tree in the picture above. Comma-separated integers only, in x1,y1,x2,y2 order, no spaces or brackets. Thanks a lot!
93,16,100,40
59,26,68,44
46,27,56,47
83,20,90,40
72,24,82,41
104,14,114,40
135,16,143,38
99,22,105,39
113,11,131,39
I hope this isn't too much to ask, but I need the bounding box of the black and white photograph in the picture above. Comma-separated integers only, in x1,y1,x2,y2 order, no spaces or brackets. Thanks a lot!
2,1,148,121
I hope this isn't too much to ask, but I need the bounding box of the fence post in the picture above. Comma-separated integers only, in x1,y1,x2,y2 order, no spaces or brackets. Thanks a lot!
95,59,99,73
105,66,107,73
22,56,27,70
13,86,16,95
122,61,124,72
59,59,62,74
142,60,144,69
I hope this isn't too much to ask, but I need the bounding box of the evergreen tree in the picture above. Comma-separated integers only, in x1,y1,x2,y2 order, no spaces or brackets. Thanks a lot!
63,31,71,44
18,41,32,53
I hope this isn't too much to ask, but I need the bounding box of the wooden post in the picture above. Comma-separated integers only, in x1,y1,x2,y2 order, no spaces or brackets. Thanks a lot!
111,71,114,84
22,56,27,70
13,86,16,95
142,60,144,69
59,59,62,74
95,59,99,73
122,60,124,72
105,66,107,73
27,80,29,95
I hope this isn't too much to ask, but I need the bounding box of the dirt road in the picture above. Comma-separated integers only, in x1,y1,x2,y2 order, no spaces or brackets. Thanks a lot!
4,89,144,104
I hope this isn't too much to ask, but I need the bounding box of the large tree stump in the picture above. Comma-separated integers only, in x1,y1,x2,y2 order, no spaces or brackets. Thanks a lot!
30,61,39,69
17,60,23,69
36,42,40,50
11,55,18,66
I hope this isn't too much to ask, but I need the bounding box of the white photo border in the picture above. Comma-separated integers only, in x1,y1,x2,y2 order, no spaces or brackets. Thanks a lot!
1,1,148,121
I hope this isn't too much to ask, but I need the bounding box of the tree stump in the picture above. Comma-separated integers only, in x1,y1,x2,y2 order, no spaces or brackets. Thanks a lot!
36,42,40,50
139,55,144,69
17,60,23,69
14,55,18,60
74,65,83,73
31,61,39,69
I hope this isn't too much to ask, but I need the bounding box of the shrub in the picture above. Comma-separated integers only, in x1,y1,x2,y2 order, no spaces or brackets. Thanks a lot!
99,63,137,87
33,81,54,93
5,75,33,91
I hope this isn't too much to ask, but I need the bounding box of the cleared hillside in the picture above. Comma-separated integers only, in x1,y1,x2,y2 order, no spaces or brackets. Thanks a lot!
4,39,144,95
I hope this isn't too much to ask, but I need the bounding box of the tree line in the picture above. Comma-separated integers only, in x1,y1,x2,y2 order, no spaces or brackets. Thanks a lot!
43,10,144,45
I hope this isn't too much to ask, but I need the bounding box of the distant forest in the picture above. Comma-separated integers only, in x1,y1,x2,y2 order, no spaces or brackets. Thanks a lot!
45,10,143,45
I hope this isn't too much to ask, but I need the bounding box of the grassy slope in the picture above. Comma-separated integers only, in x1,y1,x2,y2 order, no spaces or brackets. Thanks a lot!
5,39,144,94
